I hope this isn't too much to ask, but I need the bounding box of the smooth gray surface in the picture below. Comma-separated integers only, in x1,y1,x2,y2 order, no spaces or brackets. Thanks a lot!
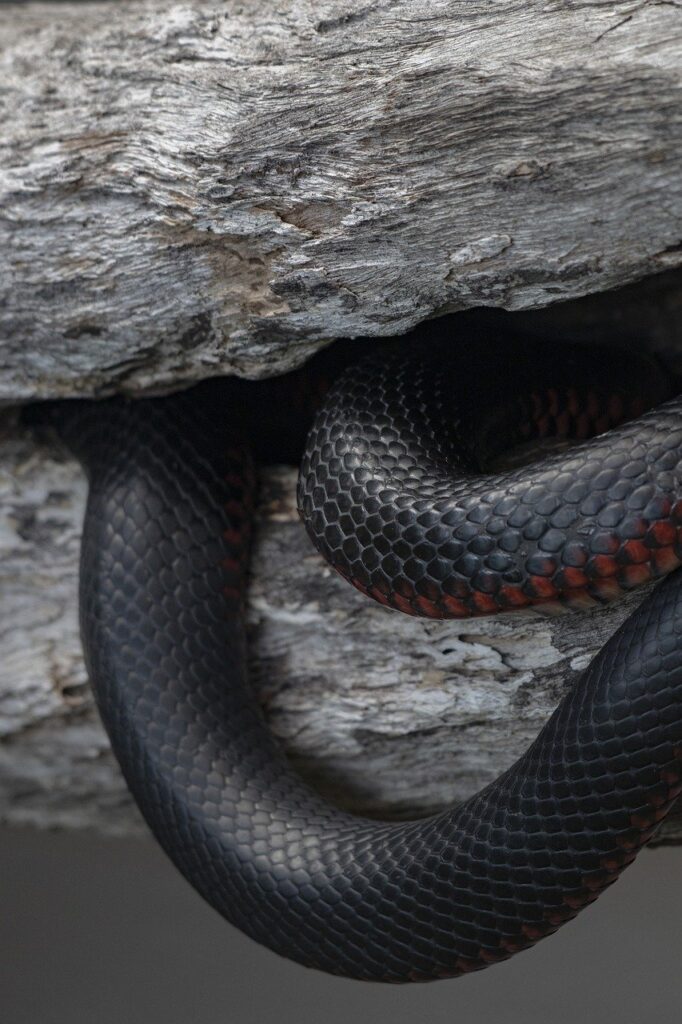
2,826,681,1024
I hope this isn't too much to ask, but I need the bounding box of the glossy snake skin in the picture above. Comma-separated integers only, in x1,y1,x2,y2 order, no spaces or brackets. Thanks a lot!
38,341,682,982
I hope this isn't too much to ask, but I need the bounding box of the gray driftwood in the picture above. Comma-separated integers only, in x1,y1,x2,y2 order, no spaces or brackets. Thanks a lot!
2,0,682,844
2,0,682,400
2,426,680,843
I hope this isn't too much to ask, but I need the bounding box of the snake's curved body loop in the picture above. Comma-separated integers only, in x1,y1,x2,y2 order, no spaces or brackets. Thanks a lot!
47,343,682,982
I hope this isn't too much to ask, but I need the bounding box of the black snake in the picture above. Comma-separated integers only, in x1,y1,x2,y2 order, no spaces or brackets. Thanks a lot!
34,339,682,982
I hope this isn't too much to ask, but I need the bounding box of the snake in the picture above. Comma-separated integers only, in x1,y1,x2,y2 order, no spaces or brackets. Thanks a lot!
34,337,682,983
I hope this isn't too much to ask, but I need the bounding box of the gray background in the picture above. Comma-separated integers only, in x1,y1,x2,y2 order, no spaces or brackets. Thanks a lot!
2,826,681,1024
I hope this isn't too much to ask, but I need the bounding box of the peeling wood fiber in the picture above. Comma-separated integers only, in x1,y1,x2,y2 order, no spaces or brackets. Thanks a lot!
1,0,682,398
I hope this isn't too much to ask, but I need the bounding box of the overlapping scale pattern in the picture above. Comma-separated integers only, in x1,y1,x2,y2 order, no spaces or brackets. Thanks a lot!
298,345,682,617
39,345,682,982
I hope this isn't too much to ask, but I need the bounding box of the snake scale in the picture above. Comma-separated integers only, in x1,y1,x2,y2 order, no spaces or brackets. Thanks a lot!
35,339,682,982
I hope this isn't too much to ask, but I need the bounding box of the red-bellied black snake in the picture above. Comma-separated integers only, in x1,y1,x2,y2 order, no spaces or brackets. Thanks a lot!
32,338,682,982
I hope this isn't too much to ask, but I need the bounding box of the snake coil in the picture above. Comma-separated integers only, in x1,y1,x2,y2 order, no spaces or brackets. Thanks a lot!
39,340,682,982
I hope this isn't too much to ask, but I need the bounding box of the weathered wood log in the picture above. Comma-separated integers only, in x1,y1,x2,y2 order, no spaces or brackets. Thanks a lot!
2,422,680,842
2,0,682,400
3,0,682,845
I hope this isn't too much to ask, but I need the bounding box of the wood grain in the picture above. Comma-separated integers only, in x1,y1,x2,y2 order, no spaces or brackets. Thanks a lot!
2,0,681,399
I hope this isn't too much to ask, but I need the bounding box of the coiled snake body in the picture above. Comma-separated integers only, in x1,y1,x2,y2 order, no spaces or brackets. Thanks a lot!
42,341,682,982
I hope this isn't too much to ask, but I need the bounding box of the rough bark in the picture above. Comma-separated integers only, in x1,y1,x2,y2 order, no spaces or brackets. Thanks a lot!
2,0,682,847
2,424,680,843
2,0,682,400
